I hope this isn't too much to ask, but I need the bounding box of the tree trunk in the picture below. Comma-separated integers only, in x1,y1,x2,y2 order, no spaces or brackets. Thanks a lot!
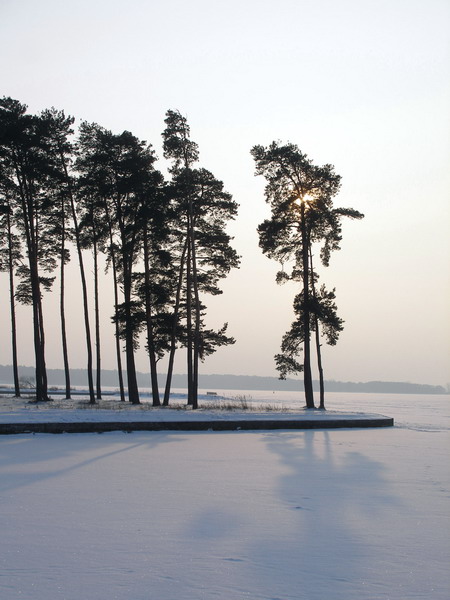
15,170,48,402
37,289,49,399
93,236,102,400
6,210,20,397
9,274,20,397
60,150,95,404
163,239,188,406
123,260,140,404
59,204,71,399
125,337,140,404
309,249,325,409
9,278,20,396
32,297,44,401
147,331,161,406
186,232,194,406
190,222,200,410
143,225,161,406
30,255,47,402
300,203,315,408
73,220,95,403
35,213,48,400
314,323,325,409
111,248,126,402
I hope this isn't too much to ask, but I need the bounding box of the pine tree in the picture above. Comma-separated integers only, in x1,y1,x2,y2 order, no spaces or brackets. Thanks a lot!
163,110,240,408
0,194,22,396
0,97,61,401
77,123,162,404
253,141,363,408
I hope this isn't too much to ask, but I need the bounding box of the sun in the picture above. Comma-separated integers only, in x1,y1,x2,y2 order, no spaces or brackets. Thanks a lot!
294,192,314,206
